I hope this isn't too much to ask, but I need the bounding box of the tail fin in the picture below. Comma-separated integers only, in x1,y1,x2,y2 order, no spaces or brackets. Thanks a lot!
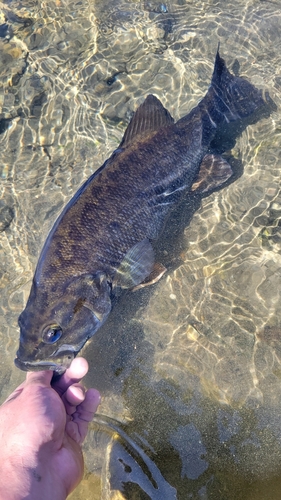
210,49,267,122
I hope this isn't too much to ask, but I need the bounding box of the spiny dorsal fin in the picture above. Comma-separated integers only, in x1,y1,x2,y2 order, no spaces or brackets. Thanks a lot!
120,95,174,148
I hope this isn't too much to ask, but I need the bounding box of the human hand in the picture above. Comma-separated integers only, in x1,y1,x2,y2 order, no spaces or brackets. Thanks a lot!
0,357,100,500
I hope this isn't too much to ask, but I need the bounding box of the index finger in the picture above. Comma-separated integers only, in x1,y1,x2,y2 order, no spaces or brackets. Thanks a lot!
52,357,89,396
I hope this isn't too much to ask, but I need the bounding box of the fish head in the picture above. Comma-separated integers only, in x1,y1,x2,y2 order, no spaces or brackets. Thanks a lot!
15,272,112,373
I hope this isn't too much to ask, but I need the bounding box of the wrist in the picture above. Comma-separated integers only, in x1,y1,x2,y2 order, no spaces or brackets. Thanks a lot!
0,446,67,500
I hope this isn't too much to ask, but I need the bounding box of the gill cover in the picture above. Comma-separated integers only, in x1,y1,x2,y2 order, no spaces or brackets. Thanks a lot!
65,272,112,325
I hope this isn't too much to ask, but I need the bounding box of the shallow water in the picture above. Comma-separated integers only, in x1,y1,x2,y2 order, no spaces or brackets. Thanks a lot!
1,0,281,498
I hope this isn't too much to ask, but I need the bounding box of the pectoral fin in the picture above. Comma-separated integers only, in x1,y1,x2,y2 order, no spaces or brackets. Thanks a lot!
191,154,233,194
114,239,155,289
132,262,167,291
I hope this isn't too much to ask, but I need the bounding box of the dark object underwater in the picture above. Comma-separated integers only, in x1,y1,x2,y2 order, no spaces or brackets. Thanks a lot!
15,49,271,374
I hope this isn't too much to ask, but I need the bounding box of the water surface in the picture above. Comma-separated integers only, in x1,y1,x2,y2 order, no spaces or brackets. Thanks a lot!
1,1,281,498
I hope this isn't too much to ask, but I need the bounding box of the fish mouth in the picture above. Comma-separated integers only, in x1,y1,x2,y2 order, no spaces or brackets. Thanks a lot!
14,344,77,374
14,356,70,374
14,341,86,373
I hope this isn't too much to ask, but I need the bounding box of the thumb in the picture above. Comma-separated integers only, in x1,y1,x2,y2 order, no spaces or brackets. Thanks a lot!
25,370,54,387
3,370,54,404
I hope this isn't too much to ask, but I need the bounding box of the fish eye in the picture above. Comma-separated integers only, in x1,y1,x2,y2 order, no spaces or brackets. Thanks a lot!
42,324,62,344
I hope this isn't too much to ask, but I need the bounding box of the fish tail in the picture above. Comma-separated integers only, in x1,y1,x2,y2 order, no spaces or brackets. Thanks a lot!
209,49,267,123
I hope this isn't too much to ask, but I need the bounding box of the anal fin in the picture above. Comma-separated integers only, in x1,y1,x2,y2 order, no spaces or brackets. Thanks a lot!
191,154,233,194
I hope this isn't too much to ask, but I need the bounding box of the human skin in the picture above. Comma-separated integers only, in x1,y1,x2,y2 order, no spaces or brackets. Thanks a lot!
0,357,100,500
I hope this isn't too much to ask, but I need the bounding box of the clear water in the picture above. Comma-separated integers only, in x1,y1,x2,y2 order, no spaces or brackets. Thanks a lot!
1,1,281,498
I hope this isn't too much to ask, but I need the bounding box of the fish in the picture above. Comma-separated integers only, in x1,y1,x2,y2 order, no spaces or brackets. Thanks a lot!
15,49,270,374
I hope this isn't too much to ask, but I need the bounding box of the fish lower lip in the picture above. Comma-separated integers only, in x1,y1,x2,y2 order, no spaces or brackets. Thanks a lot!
14,357,68,374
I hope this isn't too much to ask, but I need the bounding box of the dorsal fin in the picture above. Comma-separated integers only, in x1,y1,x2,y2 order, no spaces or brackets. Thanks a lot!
119,94,174,148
